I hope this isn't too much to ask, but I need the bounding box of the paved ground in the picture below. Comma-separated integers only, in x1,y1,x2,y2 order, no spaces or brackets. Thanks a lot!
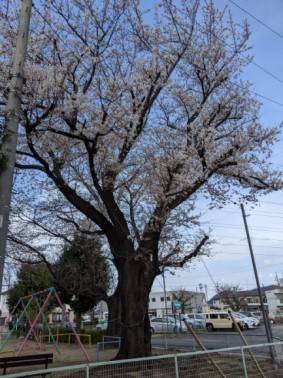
152,324,283,352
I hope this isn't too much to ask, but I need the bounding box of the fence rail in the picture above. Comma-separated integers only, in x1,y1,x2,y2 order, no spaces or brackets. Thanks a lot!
3,341,283,377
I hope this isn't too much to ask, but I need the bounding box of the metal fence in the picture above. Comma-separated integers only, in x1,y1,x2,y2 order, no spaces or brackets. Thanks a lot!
96,336,121,361
3,341,283,377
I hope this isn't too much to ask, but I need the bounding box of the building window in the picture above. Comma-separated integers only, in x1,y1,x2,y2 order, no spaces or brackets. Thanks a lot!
160,297,164,302
52,313,62,323
167,297,171,301
152,298,156,302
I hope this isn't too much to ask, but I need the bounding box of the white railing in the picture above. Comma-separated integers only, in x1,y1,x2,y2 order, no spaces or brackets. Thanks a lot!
3,341,283,377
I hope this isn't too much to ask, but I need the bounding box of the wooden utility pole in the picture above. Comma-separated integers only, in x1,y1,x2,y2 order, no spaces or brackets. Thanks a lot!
0,0,32,294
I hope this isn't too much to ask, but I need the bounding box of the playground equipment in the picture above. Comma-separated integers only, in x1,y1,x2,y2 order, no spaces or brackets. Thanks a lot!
0,287,90,361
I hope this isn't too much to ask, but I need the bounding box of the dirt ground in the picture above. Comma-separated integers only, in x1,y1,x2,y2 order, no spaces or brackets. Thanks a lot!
1,337,118,368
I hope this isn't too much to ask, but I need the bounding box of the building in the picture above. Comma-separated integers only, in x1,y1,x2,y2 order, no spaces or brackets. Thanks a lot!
148,290,207,317
266,279,283,318
208,285,277,312
0,291,9,327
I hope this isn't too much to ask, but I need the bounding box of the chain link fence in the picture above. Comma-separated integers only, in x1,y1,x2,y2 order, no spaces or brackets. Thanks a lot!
3,341,283,378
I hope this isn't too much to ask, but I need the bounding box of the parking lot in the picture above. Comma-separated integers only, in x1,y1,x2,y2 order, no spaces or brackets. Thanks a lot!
152,324,283,351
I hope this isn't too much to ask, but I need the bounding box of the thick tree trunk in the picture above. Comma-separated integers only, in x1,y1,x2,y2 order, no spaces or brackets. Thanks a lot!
74,313,82,329
106,287,122,337
115,260,154,359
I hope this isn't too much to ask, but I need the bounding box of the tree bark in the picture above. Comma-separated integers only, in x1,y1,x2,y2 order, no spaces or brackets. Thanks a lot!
107,287,122,337
114,259,155,359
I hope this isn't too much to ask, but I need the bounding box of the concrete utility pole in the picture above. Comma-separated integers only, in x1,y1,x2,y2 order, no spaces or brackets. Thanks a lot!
162,270,169,348
0,0,32,294
240,204,274,346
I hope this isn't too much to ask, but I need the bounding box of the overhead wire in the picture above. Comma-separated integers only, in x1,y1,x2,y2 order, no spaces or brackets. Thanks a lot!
35,0,283,107
227,0,283,40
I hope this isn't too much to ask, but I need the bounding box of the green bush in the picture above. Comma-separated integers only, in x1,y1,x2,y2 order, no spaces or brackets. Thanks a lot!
42,327,106,345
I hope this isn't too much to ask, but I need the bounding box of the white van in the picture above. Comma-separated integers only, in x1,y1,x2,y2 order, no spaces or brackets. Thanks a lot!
204,312,245,331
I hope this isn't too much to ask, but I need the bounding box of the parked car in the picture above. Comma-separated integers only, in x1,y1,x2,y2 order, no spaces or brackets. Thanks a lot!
204,312,245,332
241,311,261,320
239,312,260,327
233,312,258,329
63,321,77,329
96,320,108,330
182,313,206,329
150,316,191,333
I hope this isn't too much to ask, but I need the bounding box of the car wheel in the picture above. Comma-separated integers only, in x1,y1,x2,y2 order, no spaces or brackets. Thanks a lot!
206,324,214,332
150,327,155,334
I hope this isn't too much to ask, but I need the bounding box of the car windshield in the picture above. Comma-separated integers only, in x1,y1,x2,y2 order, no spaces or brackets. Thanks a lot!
234,313,244,318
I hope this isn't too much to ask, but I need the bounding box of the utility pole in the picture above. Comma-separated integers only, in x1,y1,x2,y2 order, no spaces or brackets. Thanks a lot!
0,0,32,294
240,204,274,349
162,269,169,348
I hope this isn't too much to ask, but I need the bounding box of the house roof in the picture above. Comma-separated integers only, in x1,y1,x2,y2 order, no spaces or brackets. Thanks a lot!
208,285,278,304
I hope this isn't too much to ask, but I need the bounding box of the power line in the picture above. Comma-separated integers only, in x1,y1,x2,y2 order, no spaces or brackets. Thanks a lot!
214,251,283,257
216,210,283,220
218,243,283,249
227,0,283,40
258,200,283,207
200,257,217,287
207,223,283,233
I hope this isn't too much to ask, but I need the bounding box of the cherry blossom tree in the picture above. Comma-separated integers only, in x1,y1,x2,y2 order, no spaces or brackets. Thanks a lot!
1,0,282,357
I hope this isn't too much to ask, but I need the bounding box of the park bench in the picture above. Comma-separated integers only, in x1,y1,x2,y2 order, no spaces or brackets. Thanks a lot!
0,353,53,375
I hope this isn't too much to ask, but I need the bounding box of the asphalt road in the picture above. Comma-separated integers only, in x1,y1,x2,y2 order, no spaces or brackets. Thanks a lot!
152,324,283,352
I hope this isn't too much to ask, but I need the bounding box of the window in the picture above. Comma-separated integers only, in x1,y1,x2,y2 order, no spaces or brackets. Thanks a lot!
167,297,171,301
160,297,164,302
151,318,162,322
52,312,62,323
152,298,156,302
210,314,218,319
220,314,229,319
187,314,194,319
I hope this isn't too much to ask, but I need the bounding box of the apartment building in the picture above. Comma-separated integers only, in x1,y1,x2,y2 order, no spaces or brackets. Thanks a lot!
148,290,207,317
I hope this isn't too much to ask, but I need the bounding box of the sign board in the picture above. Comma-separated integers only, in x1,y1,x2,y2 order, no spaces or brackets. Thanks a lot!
172,301,182,311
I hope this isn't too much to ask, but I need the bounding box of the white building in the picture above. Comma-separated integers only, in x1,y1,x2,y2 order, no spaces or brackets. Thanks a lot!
266,279,283,318
0,291,9,327
148,290,206,317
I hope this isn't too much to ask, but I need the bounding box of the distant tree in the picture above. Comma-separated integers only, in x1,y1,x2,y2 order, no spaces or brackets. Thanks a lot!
215,283,247,311
7,263,54,312
172,289,194,313
54,234,111,326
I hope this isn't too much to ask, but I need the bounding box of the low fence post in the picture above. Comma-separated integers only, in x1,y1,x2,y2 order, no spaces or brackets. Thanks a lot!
86,364,89,378
174,355,179,378
241,347,248,378
96,342,100,361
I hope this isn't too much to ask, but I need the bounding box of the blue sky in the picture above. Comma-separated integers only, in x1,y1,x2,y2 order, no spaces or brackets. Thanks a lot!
152,0,283,299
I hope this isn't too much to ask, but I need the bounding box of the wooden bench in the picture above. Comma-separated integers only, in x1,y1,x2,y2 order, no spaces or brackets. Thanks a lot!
0,353,53,375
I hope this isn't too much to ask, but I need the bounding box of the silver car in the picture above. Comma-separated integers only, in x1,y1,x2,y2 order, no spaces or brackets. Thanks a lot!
150,317,178,333
96,320,108,330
